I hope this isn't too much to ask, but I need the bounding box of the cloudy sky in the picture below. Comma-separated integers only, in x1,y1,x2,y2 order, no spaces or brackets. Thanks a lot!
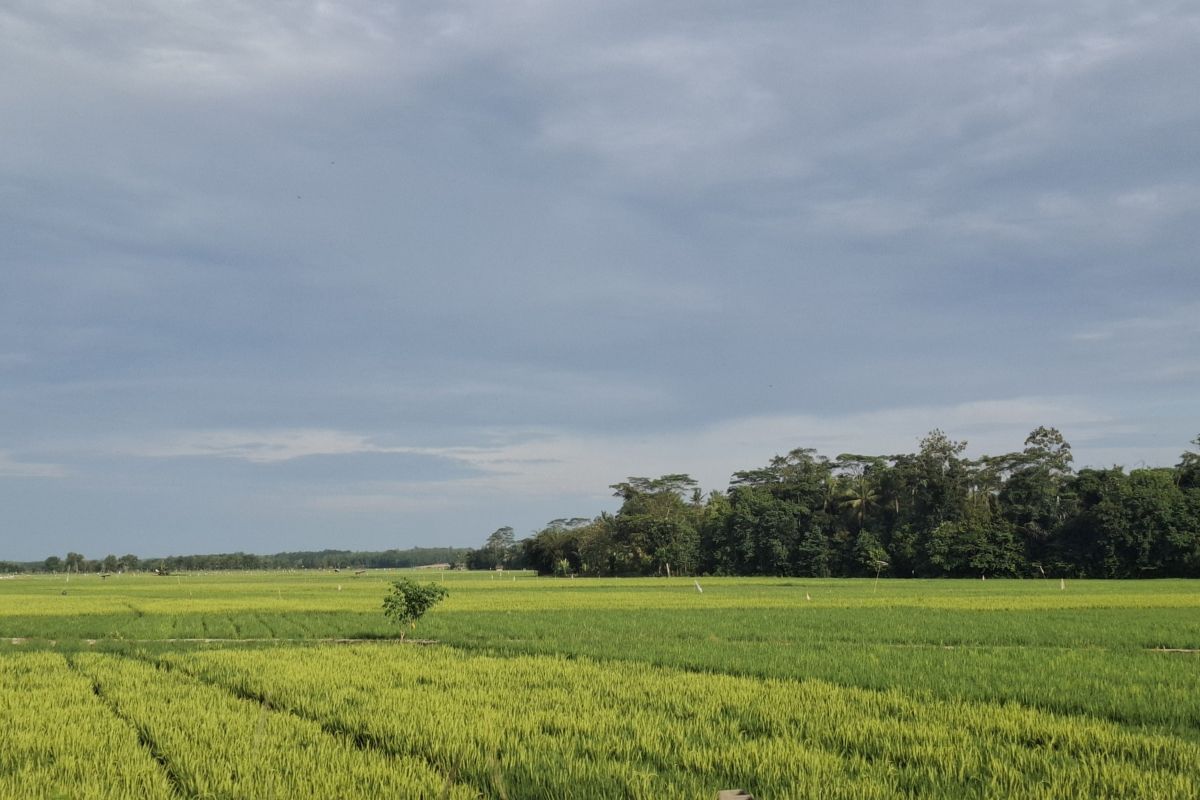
2,1,1198,560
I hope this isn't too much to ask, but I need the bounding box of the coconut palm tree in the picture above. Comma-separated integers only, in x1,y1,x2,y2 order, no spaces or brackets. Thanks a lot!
836,455,882,532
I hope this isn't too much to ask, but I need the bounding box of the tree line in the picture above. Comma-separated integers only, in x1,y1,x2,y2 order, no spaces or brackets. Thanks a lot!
7,547,469,575
470,429,1200,579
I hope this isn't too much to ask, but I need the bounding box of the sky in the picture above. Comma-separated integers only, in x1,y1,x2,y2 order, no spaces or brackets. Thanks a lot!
2,1,1198,561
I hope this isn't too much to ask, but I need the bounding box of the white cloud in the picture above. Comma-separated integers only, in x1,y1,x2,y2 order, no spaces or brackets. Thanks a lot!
88,395,1116,499
113,428,397,463
201,396,1151,526
0,451,67,478
330,395,1124,500
534,31,783,181
1151,361,1200,380
0,353,32,368
1032,184,1200,245
1071,302,1200,343
0,0,506,105
101,426,541,468
303,491,457,513
1,1,1196,557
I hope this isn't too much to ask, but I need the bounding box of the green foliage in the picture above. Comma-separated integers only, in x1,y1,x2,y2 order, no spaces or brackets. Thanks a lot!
382,578,448,631
0,653,175,798
853,530,888,576
73,653,473,799
795,525,832,577
1059,468,1199,578
1177,435,1200,490
521,519,590,575
4,572,1200,798
25,546,470,573
381,578,448,633
216,644,1200,797
606,475,702,575
501,430,1200,580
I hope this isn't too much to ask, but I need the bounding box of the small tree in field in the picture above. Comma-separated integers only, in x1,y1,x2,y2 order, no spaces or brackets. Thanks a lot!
382,578,448,638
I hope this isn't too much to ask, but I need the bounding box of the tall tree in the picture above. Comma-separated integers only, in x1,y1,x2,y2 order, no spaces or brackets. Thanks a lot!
608,475,702,575
835,455,884,533
724,448,835,575
521,519,590,575
909,429,971,531
731,448,831,511
468,526,517,570
999,427,1075,567
1177,435,1200,490
484,431,1200,579
723,485,799,575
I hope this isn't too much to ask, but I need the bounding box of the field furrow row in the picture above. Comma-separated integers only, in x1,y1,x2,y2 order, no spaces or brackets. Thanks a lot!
0,653,175,800
163,644,1200,799
70,653,476,800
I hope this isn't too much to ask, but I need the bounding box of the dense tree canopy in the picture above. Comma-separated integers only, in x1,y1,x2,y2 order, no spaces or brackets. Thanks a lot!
17,547,468,575
13,431,1198,581
503,430,1200,579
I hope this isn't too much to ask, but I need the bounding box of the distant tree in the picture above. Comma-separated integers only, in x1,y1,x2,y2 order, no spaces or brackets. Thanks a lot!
400,429,1200,580
722,486,798,575
1124,468,1198,577
577,514,620,576
1023,426,1074,475
731,448,831,511
835,455,884,534
608,475,702,575
854,530,889,577
382,579,449,638
697,490,733,574
717,449,835,576
1056,467,1197,578
912,429,971,529
468,526,517,570
64,552,85,573
794,525,832,577
884,431,971,559
1177,435,1200,490
43,556,62,573
995,427,1075,567
609,474,698,501
522,518,590,575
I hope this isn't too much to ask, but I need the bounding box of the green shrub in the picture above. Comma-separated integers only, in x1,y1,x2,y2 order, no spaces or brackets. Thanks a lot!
382,578,448,636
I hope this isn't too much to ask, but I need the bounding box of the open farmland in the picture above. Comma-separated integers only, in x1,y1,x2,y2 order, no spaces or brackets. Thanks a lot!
2,572,1198,798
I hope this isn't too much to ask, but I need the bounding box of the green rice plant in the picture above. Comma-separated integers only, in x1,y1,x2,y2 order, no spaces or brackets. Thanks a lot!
0,653,173,799
165,644,1200,799
426,607,1200,739
4,572,1200,798
72,652,474,799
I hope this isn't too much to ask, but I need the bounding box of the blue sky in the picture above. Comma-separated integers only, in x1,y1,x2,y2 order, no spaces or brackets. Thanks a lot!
2,1,1198,560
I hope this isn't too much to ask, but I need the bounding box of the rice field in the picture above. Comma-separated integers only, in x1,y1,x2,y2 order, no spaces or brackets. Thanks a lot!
1,571,1198,797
